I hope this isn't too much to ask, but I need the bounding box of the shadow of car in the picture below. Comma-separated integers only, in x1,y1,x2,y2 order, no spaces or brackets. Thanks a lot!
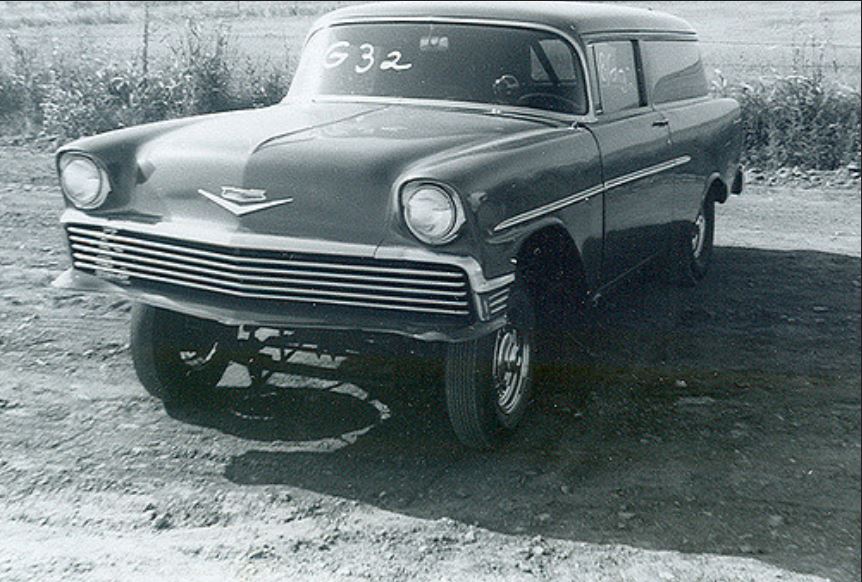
162,246,860,581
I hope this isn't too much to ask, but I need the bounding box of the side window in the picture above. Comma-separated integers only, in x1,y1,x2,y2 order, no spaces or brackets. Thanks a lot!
592,41,642,114
642,41,709,104
523,36,588,115
530,39,576,82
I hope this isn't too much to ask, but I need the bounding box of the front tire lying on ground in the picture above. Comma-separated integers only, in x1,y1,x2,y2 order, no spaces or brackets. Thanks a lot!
444,287,535,449
130,304,230,406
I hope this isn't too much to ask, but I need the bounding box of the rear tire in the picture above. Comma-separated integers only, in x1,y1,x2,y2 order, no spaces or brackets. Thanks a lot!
130,304,230,406
671,197,715,286
444,287,535,449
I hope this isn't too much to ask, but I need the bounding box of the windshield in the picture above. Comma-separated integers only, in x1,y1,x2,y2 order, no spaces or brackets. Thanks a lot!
288,23,588,115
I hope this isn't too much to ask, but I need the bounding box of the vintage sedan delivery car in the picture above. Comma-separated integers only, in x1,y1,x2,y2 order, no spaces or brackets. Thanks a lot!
53,2,743,449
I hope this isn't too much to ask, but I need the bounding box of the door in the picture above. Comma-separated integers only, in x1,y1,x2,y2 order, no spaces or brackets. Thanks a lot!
640,38,721,226
585,40,675,284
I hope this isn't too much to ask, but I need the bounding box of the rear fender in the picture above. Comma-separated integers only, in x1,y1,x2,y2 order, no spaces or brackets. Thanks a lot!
704,172,729,205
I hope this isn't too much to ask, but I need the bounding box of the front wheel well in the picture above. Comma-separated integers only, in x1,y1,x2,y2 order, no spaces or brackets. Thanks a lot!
514,226,586,328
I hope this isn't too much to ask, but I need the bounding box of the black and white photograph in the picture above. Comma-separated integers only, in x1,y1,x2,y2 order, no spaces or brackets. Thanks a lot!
0,1,859,580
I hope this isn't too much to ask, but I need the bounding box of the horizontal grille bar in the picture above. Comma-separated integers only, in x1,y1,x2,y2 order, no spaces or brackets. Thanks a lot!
486,286,510,317
67,226,463,279
68,235,465,290
72,256,467,308
77,262,470,316
70,246,467,299
67,224,472,318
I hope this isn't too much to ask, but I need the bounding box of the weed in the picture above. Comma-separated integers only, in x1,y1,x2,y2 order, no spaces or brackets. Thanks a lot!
1,18,294,141
1,20,859,171
713,38,861,170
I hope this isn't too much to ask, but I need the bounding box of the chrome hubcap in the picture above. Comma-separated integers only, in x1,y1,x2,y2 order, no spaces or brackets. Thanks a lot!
493,326,531,415
691,212,707,259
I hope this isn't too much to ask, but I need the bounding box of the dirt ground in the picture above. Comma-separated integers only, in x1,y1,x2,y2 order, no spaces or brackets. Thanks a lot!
0,145,859,582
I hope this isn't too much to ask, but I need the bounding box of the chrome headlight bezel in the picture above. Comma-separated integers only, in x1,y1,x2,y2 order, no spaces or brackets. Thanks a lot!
58,152,111,210
400,181,466,246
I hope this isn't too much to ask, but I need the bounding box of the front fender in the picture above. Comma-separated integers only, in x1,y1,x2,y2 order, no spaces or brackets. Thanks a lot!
381,125,603,285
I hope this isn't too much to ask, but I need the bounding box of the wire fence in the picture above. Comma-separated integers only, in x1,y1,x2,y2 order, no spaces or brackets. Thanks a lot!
2,10,860,84
5,27,862,49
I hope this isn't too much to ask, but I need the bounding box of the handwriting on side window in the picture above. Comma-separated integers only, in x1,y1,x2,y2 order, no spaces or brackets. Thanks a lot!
324,42,413,73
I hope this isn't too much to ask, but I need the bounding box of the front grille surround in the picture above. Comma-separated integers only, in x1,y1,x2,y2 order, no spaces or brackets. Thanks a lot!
66,224,473,319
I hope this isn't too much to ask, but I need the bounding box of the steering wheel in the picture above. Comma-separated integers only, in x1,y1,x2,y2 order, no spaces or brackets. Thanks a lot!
516,92,580,114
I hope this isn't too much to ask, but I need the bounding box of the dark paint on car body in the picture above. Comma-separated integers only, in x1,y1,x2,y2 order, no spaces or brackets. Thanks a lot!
52,1,744,448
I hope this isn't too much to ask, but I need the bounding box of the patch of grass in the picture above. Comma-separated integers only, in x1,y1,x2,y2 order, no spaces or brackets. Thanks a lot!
0,33,45,134
1,8,859,171
721,77,860,171
1,20,294,141
0,1,356,29
714,39,861,171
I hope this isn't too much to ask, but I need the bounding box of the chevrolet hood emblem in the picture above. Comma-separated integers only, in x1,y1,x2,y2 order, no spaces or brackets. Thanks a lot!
197,187,293,216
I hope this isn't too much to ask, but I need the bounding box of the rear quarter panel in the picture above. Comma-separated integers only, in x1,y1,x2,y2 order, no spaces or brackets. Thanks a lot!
659,96,743,222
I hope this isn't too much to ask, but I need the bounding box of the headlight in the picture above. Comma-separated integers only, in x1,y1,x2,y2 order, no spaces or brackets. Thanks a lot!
401,183,465,245
58,153,110,209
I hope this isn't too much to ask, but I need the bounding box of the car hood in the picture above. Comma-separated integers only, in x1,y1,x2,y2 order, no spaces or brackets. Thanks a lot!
132,100,542,247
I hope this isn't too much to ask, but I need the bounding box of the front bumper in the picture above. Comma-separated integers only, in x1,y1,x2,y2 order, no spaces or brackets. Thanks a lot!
54,214,514,343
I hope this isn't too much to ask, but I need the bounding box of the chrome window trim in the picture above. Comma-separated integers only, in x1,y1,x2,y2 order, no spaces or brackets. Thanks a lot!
298,16,597,121
493,155,691,233
305,95,580,126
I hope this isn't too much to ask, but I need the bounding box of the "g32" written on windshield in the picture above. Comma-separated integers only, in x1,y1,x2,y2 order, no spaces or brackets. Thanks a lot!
323,42,414,73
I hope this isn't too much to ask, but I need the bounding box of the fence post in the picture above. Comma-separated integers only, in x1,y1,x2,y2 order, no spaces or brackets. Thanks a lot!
142,2,150,78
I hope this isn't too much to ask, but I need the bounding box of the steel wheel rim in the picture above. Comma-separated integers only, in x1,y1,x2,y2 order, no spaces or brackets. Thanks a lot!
179,342,220,371
492,326,531,415
691,211,707,259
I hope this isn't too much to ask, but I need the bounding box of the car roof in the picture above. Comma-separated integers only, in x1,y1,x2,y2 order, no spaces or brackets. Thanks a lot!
312,1,696,37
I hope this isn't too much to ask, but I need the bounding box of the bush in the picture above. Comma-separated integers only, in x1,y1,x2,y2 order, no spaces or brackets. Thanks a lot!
4,20,293,141
717,73,861,170
2,24,860,172
0,33,48,133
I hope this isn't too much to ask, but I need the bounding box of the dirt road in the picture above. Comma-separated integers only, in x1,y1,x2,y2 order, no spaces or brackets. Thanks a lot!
0,145,859,581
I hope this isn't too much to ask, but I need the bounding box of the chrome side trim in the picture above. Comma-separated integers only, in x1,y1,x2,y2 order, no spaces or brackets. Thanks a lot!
604,156,691,191
493,184,604,233
492,156,691,233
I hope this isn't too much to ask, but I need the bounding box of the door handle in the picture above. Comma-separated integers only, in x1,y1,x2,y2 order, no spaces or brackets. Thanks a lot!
652,119,670,127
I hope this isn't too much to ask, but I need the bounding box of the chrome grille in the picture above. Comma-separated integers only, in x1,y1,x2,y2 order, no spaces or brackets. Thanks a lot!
486,286,510,317
66,225,472,318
